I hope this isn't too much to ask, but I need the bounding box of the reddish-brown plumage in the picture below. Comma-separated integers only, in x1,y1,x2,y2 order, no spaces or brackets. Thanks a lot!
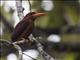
11,12,46,42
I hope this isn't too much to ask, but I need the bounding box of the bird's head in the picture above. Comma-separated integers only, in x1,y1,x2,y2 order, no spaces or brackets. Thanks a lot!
25,12,46,21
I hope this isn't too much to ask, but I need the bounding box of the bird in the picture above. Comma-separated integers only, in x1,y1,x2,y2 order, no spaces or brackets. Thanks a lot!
11,12,46,43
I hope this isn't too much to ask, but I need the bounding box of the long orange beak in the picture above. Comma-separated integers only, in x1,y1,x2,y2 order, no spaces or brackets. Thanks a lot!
33,13,46,17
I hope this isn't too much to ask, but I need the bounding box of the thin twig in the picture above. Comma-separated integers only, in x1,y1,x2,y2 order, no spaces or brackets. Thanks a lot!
23,52,37,60
28,0,32,12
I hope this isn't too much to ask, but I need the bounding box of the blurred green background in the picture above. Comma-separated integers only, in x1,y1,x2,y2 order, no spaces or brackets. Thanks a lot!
0,0,80,60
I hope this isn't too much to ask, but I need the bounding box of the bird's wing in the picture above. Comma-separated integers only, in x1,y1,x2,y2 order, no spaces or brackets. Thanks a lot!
11,20,29,42
19,21,34,39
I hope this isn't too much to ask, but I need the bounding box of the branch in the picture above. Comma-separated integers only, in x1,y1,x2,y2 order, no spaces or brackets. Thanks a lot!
0,39,23,60
29,34,55,60
16,0,24,20
12,43,23,60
